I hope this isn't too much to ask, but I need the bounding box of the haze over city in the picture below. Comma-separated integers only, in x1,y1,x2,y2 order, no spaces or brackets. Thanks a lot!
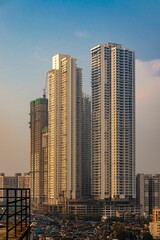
0,0,160,175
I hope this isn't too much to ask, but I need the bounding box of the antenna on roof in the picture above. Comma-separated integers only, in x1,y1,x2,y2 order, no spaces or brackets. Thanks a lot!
43,73,48,98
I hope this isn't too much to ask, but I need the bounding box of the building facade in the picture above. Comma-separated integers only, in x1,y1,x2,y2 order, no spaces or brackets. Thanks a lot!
136,174,160,215
149,208,160,239
18,173,30,189
42,127,48,204
48,54,82,205
30,96,48,206
81,93,91,197
91,43,135,200
0,173,26,201
0,173,21,189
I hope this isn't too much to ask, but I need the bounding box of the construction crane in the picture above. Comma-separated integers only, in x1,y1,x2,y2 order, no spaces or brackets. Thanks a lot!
43,73,48,98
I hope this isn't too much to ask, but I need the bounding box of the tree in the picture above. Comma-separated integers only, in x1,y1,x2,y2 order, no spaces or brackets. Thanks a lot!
143,232,153,240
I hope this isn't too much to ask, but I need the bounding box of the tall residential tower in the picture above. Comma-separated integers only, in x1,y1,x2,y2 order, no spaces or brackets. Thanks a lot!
48,54,82,205
91,43,135,200
82,94,91,197
30,96,48,206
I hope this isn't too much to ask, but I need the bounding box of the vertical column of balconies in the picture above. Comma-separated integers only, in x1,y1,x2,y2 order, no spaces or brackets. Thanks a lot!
91,46,102,198
104,45,112,198
124,50,135,198
111,47,118,198
30,101,35,204
42,130,48,204
48,70,57,204
76,67,82,198
82,94,91,197
111,46,135,199
60,58,67,197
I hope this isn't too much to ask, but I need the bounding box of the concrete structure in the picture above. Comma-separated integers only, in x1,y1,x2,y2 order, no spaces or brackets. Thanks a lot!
91,43,135,200
42,127,48,204
0,173,21,189
51,198,141,219
18,173,30,189
81,93,91,197
149,208,160,239
48,54,82,205
30,96,48,206
136,174,160,215
0,173,23,201
0,174,14,202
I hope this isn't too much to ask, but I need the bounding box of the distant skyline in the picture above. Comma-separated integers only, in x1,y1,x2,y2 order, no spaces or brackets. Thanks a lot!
0,0,160,175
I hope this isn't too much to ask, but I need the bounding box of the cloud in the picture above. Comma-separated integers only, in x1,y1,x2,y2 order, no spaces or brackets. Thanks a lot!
136,59,160,174
136,59,160,114
145,60,160,77
74,30,89,39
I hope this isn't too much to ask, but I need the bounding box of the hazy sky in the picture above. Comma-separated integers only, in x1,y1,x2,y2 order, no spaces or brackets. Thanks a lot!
0,0,160,175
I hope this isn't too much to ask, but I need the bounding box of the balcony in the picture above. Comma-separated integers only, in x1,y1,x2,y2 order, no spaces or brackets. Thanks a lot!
0,188,30,239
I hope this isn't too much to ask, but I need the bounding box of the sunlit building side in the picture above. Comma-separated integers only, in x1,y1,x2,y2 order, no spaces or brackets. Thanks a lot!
149,208,160,239
48,54,82,205
42,127,48,204
91,43,135,200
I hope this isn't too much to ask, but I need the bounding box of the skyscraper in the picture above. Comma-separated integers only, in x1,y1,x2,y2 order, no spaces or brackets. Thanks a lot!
136,174,160,215
82,93,91,197
30,96,48,206
91,43,135,200
48,54,82,205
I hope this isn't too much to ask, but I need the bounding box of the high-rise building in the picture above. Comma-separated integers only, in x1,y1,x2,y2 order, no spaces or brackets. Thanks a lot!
82,93,91,197
48,54,82,205
91,43,135,200
136,174,160,215
18,173,30,189
30,96,48,206
42,127,48,204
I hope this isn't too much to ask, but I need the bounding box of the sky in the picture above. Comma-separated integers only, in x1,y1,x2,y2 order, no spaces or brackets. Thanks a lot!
0,0,160,175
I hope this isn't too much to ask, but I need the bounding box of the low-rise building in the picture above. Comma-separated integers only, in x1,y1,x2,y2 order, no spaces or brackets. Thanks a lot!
149,208,160,239
18,173,30,188
136,174,160,216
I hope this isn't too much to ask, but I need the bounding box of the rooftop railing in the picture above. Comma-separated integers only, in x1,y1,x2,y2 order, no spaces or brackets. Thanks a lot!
0,188,30,239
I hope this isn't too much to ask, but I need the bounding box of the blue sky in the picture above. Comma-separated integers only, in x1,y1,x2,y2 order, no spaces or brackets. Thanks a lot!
0,0,160,175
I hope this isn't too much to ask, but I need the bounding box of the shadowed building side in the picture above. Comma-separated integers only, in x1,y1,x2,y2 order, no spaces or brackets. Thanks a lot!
82,93,91,197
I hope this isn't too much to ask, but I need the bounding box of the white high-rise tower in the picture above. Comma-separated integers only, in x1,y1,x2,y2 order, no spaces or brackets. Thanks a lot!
48,54,82,205
91,43,135,200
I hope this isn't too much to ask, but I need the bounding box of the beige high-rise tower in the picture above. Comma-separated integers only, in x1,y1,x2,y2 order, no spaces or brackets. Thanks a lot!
91,43,135,200
48,54,82,205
